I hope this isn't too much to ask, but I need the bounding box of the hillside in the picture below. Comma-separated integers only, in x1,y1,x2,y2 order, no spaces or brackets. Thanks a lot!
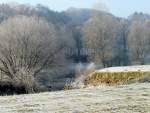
0,83,150,113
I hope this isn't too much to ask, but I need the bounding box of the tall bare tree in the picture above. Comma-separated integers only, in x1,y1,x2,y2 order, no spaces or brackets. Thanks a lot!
82,15,119,67
128,21,150,64
114,19,130,66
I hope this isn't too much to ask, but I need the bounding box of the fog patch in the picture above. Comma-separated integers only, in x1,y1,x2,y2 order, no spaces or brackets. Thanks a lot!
92,2,109,12
71,63,95,89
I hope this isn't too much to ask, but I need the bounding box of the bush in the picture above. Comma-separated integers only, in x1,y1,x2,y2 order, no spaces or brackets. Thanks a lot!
85,71,150,86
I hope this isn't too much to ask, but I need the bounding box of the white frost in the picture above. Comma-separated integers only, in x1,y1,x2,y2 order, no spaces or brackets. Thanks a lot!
97,65,150,72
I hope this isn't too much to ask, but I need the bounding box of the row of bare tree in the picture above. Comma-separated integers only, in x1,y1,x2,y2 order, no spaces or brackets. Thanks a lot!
82,13,150,67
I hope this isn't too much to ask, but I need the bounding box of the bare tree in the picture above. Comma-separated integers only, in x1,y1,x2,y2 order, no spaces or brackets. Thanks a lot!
128,21,150,64
82,15,119,67
114,19,130,66
0,16,67,93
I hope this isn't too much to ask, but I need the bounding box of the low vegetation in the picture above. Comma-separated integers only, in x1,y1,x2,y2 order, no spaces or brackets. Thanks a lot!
85,71,150,86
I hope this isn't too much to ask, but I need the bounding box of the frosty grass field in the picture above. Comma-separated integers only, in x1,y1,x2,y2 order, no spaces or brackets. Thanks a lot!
0,65,150,113
0,83,150,113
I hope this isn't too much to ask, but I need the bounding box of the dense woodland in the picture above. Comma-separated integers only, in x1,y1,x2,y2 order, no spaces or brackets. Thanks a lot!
0,3,150,94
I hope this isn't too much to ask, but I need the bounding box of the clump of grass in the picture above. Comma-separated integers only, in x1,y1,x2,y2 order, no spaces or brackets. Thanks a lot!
64,82,74,90
85,71,150,86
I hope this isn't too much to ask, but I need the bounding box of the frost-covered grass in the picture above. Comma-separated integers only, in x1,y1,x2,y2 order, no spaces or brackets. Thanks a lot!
97,65,150,72
0,83,150,113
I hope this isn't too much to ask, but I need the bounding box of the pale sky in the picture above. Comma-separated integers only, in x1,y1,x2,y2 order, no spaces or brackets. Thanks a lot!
0,0,149,18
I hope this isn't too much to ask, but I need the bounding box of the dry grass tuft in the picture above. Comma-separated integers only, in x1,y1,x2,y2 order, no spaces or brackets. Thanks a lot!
85,71,150,86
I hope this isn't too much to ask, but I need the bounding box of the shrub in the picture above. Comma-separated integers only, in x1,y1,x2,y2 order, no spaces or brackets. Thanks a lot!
85,71,150,86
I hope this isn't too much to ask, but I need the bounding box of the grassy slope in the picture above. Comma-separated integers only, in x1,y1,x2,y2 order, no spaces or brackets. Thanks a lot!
0,83,150,113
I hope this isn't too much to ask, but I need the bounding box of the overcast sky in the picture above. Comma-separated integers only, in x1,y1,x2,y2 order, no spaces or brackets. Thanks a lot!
0,0,149,18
